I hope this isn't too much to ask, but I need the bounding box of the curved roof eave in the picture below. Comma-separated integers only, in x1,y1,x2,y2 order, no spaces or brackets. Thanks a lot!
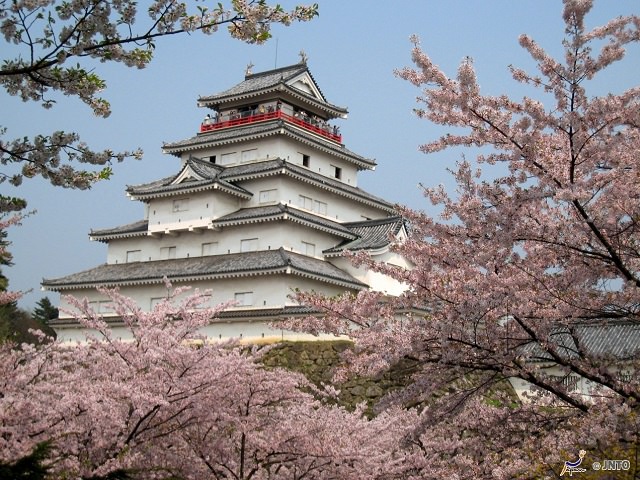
198,83,348,118
127,181,252,201
42,265,366,292
162,121,376,170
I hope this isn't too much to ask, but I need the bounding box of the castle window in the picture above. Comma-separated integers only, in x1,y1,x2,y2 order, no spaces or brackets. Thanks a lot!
201,242,218,256
333,165,342,179
314,200,327,215
241,148,258,162
220,152,237,165
301,153,310,167
150,297,164,309
259,189,277,204
126,250,141,262
298,195,313,210
172,198,189,212
301,241,316,256
234,291,253,306
160,246,176,260
240,238,258,252
208,155,216,164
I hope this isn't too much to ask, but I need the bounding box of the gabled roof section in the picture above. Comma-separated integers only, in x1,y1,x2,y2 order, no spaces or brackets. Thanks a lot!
127,157,252,200
197,63,348,119
212,204,358,239
324,216,406,256
162,119,375,170
42,248,368,291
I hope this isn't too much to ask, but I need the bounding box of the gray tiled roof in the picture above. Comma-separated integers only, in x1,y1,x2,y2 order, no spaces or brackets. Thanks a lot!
221,159,394,212
212,204,357,239
162,119,375,169
197,63,348,116
42,248,367,291
84,203,358,244
324,216,405,255
127,157,393,212
519,320,640,362
200,64,308,100
90,219,149,239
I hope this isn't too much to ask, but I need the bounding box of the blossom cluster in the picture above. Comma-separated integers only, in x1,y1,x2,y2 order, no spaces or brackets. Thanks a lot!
0,0,317,211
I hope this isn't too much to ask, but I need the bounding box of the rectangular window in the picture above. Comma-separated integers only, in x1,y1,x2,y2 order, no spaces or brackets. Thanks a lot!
333,165,342,179
301,241,316,257
150,297,164,309
88,301,113,314
302,154,310,167
126,250,141,262
298,195,313,210
208,155,216,164
234,291,253,306
561,375,580,391
240,238,258,252
195,294,212,309
172,198,189,212
241,148,258,162
220,152,237,165
314,200,327,215
259,189,277,204
201,242,218,256
160,246,176,260
98,301,114,314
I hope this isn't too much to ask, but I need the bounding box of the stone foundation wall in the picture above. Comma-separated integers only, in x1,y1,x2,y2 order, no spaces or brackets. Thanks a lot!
261,340,418,412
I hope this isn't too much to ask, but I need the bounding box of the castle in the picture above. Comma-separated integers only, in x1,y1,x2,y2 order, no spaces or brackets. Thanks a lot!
43,60,409,342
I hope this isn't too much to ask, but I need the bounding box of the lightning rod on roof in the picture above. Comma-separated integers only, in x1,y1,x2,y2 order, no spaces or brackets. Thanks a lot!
274,38,279,68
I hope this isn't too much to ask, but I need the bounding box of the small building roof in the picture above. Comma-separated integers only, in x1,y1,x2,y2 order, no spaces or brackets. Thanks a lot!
42,248,368,291
197,63,348,119
519,320,640,362
324,216,406,256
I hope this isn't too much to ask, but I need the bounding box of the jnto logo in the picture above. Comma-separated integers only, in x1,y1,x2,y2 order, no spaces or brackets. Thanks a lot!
560,450,587,477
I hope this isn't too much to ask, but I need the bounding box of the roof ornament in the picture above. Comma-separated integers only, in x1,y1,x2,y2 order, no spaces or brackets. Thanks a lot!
298,49,308,65
245,61,254,76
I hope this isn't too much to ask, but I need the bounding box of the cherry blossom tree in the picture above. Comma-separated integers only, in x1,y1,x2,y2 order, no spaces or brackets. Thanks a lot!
0,1,318,212
289,1,640,477
0,284,410,479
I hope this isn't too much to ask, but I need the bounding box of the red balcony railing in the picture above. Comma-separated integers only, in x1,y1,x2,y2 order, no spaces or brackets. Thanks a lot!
200,109,342,143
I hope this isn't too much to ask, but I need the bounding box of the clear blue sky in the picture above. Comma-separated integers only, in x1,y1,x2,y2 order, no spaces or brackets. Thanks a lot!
3,1,638,310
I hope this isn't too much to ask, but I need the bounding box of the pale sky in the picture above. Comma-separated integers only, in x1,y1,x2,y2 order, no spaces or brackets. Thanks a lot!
3,1,638,310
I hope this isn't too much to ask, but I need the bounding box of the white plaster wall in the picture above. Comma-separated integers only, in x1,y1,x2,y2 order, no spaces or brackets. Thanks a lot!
147,190,240,231
508,365,595,403
54,320,347,345
329,251,411,296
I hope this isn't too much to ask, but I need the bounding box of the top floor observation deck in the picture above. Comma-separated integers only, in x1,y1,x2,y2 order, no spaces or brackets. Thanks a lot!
199,103,342,144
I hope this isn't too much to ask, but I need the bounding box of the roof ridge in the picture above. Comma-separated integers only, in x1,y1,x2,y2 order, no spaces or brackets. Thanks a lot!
276,246,292,265
244,62,306,81
342,216,403,227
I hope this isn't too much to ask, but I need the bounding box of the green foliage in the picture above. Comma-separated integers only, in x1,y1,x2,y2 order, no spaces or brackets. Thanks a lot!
0,307,55,344
32,297,58,325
